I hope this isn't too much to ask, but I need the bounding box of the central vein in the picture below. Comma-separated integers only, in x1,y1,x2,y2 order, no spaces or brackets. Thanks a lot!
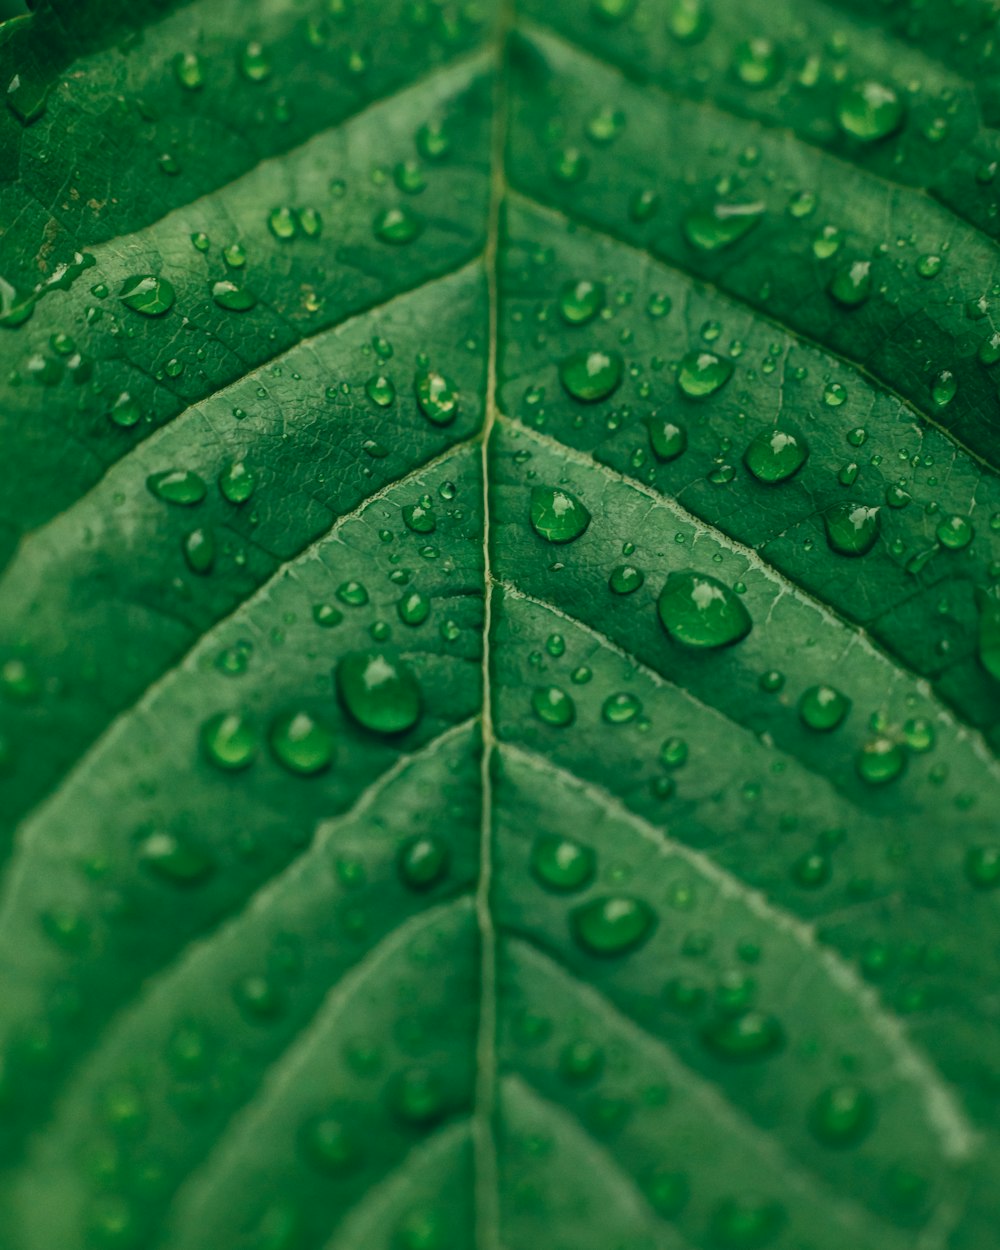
473,2,514,1248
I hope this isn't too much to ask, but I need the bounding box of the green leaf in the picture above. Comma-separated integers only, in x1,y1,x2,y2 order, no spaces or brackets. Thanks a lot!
1,0,1000,1248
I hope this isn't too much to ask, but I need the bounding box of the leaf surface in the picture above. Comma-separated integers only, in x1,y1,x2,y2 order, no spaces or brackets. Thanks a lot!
1,1,1000,1248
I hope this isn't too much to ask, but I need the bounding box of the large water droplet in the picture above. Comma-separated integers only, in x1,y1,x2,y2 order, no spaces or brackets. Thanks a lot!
824,502,880,556
531,834,596,892
743,425,808,483
336,651,421,734
836,81,904,142
531,685,576,727
683,202,764,252
657,571,752,649
529,486,591,543
120,275,176,317
571,896,655,956
415,371,459,425
677,349,733,398
268,712,335,774
559,348,623,402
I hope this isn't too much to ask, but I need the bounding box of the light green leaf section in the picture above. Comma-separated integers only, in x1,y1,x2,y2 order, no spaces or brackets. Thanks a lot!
1,0,1000,1248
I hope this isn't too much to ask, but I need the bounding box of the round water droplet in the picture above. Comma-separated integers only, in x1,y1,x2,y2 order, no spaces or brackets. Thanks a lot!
531,834,596,892
645,414,687,461
337,580,369,607
301,1116,360,1174
571,896,655,956
398,591,431,627
657,571,752,649
268,206,298,240
809,1083,874,1147
558,279,605,325
109,391,141,428
336,651,422,734
836,81,904,142
609,564,644,594
798,684,850,731
603,692,641,723
677,349,733,398
268,711,335,774
828,260,872,308
531,685,575,727
743,425,808,483
792,851,831,888
402,500,436,533
559,348,623,402
731,38,781,88
375,206,424,245
211,279,257,311
965,846,1000,890
683,202,764,252
857,737,905,785
936,514,973,549
824,502,880,556
200,712,257,770
702,1010,784,1061
120,275,176,317
398,836,450,891
529,486,591,543
415,371,459,425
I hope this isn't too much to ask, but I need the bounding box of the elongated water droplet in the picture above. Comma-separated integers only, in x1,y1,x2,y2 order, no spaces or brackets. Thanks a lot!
571,896,655,955
657,571,751,648
645,414,687,461
731,39,781,88
824,502,880,556
415,371,458,425
148,469,206,505
559,348,623,402
212,279,257,311
336,651,421,733
529,486,590,543
218,461,255,503
183,527,215,574
702,1010,784,1061
828,260,872,308
677,349,733,398
683,202,764,252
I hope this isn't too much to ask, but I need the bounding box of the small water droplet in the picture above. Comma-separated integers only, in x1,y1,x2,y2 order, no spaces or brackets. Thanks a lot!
571,896,655,956
856,737,905,785
374,206,424,244
809,1083,875,1147
683,202,764,251
269,711,335,774
645,414,687,461
798,684,850,731
531,834,596,892
200,712,258,770
558,280,605,326
398,836,450,891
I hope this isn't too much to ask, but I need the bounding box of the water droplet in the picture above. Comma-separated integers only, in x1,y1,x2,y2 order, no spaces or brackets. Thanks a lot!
108,391,141,428
824,502,880,556
119,274,176,317
792,851,831,888
936,514,973,549
374,206,424,245
930,369,957,409
234,973,282,1020
531,686,575,727
591,0,636,22
836,81,904,142
798,684,850,731
268,206,298,240
856,737,905,785
366,374,396,407
677,349,733,398
268,712,335,774
415,371,459,425
301,1116,360,1174
139,832,214,886
336,651,421,734
683,202,764,251
397,591,431,627
183,527,215,574
531,834,596,892
571,896,655,956
173,52,204,91
212,279,257,312
732,38,781,88
978,586,1000,681
824,382,847,407
645,1169,689,1216
743,425,808,483
965,846,1000,890
609,564,644,594
218,461,256,503
558,280,605,326
828,260,872,308
710,1197,785,1247
200,712,258,770
390,1067,444,1125
668,0,710,42
645,414,687,461
559,348,623,402
398,836,450,891
809,1083,874,1147
702,1010,784,1061
239,41,272,82
603,692,641,723
660,736,688,767
558,1039,605,1083
657,571,752,649
403,499,436,533
338,580,369,607
529,486,591,543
